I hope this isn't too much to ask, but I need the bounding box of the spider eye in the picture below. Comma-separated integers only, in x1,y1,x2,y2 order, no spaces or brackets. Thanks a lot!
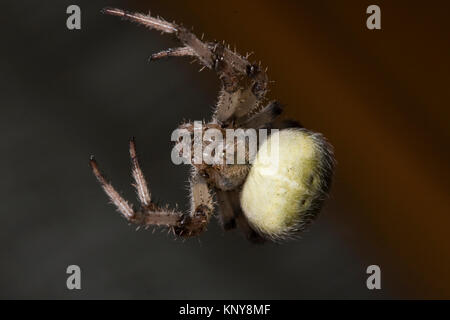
246,64,258,77
213,56,224,71
200,171,209,179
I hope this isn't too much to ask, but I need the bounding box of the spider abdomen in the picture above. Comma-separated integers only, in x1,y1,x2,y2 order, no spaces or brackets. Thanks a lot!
240,129,334,240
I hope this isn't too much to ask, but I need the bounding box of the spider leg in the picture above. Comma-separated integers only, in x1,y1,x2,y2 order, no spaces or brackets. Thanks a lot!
217,189,265,243
216,190,237,230
235,214,265,244
229,190,265,244
102,7,178,33
184,170,215,236
102,8,213,68
90,155,179,227
102,7,269,125
89,141,214,237
90,155,135,219
129,137,151,207
149,47,195,61
238,101,283,128
213,48,269,124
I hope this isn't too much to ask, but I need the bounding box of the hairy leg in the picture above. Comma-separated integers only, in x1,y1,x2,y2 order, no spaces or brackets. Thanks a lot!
184,169,215,236
90,139,214,237
149,47,196,61
102,7,269,125
215,188,265,243
129,137,151,206
102,8,213,69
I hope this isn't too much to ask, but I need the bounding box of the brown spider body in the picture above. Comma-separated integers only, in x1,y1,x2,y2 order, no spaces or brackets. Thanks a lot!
176,121,251,191
90,8,334,243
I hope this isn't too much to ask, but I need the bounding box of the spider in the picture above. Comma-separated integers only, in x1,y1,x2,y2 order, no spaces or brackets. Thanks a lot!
90,8,334,243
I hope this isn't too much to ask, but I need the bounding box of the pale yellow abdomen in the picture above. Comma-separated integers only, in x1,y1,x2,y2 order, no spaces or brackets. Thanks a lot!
240,129,333,240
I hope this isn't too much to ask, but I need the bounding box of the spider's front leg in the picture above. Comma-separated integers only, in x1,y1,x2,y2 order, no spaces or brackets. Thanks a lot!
89,138,214,238
102,7,269,125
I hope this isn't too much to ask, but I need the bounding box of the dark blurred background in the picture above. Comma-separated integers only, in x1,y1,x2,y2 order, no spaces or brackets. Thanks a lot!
1,0,449,299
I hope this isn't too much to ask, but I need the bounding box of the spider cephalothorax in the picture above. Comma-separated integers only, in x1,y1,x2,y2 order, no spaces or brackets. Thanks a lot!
90,8,334,243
